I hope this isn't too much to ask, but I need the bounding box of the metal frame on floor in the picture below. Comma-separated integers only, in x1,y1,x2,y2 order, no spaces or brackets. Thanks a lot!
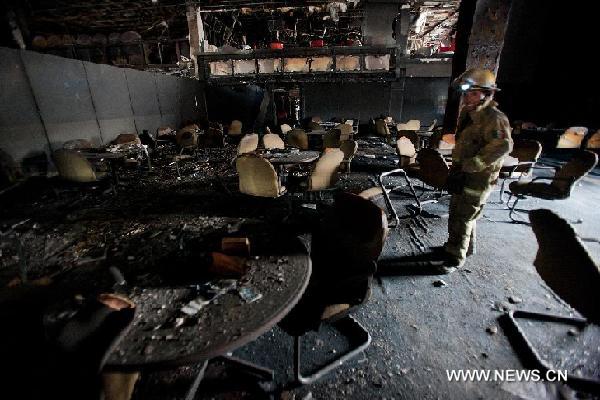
378,168,421,227
293,315,371,385
504,310,600,394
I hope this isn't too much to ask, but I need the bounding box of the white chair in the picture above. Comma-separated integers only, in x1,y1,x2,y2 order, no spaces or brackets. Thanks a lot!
262,133,285,150
309,149,344,191
238,133,259,154
397,120,421,131
557,127,588,149
236,154,285,198
280,124,292,135
396,137,417,167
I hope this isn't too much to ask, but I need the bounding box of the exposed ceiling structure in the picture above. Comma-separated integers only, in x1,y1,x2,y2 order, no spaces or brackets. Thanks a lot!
14,1,458,51
407,1,459,53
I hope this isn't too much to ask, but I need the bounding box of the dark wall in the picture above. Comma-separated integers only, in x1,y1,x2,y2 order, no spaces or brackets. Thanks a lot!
303,79,449,126
206,84,264,131
497,0,598,128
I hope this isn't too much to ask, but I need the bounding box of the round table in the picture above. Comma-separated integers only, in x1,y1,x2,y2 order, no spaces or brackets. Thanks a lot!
105,250,311,371
265,150,320,166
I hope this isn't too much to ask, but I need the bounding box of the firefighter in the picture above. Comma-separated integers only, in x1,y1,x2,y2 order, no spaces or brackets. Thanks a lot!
438,68,513,273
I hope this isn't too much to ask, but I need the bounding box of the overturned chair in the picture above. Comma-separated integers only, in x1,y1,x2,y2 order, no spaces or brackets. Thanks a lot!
506,150,598,223
504,209,600,393
279,191,388,385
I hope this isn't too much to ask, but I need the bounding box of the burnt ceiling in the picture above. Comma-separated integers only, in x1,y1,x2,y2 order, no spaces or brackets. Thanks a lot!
5,1,459,53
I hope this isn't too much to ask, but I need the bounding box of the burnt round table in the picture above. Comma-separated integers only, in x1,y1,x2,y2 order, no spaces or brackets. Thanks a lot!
264,150,320,166
105,251,311,372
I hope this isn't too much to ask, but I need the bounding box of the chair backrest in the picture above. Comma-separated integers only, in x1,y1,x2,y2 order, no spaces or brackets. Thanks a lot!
156,126,174,138
311,191,388,304
396,137,417,157
113,133,141,146
323,129,341,149
287,128,309,150
235,154,281,197
397,119,421,131
529,209,600,325
331,191,389,260
398,130,419,149
53,149,97,183
229,120,243,136
63,139,93,150
309,149,344,190
557,126,588,149
262,133,285,150
375,119,390,137
340,140,358,161
510,139,542,162
306,121,321,131
280,124,292,135
335,123,353,141
176,129,198,148
585,129,600,149
416,148,449,190
238,133,259,154
551,150,598,194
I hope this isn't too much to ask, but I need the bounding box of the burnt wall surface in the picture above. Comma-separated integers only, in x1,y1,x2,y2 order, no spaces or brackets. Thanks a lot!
302,78,450,126
205,84,265,131
496,0,599,128
0,47,204,163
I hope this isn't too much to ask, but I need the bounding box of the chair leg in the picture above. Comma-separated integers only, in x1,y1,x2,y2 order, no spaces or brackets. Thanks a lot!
498,177,508,203
184,360,208,400
293,315,371,385
508,197,528,224
218,354,274,381
504,310,599,393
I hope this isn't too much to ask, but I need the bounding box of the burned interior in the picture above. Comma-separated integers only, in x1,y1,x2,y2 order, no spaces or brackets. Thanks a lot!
0,1,599,399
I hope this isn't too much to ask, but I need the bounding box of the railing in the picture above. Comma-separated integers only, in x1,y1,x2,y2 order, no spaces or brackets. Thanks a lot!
198,46,398,82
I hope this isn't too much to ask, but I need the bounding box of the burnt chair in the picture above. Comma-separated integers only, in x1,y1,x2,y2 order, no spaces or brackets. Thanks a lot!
507,150,598,223
279,191,388,385
505,209,600,393
497,139,542,203
322,129,341,150
413,148,450,196
339,139,358,173
287,128,309,150
52,149,115,195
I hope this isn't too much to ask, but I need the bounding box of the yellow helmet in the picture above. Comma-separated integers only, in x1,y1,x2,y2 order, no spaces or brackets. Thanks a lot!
452,68,499,92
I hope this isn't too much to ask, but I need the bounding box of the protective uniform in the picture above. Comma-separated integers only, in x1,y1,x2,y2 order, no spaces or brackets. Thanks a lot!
444,69,513,265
